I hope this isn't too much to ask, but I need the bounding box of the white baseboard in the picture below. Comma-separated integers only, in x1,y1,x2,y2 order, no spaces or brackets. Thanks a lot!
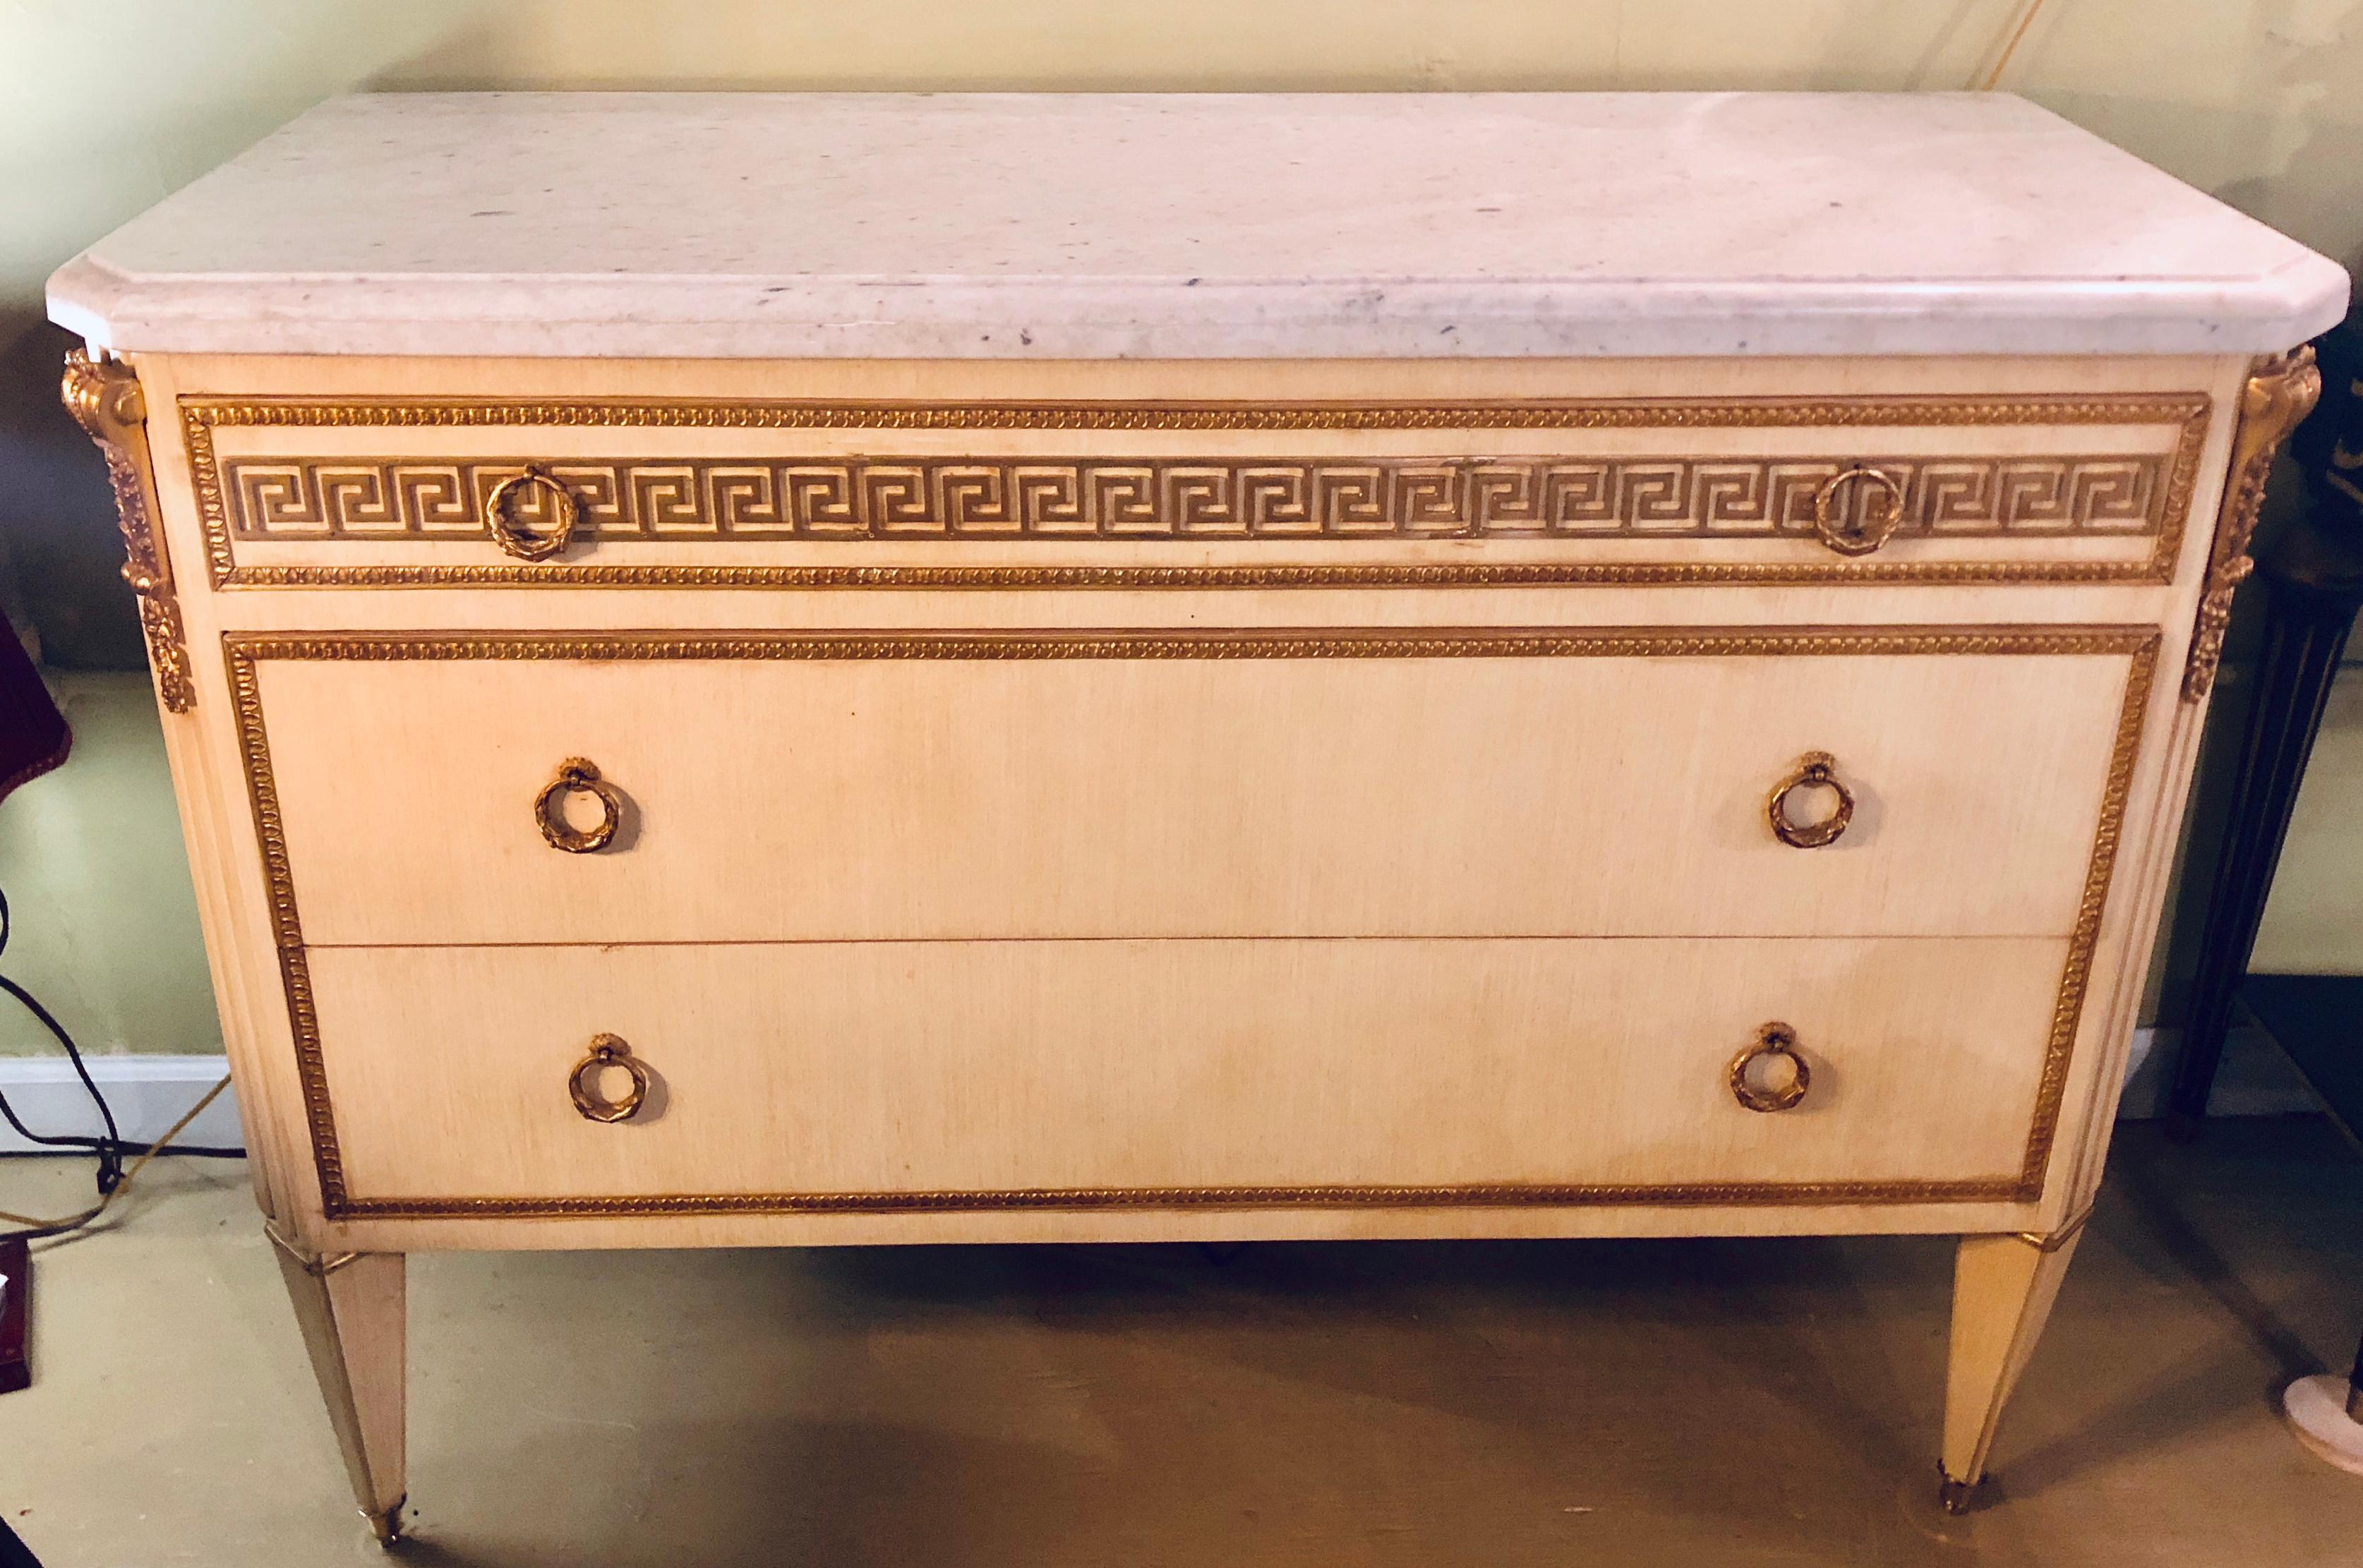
0,1027,2327,1162
0,1054,243,1154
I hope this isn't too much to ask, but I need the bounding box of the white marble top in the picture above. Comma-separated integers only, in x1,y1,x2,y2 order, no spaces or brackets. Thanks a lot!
49,92,2348,360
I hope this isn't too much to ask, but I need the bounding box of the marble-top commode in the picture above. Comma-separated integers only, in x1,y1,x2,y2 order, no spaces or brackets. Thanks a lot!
49,91,2347,361
37,88,2354,1542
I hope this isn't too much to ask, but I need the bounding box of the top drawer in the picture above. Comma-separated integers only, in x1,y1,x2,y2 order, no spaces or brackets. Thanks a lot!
179,384,2212,589
233,625,2152,948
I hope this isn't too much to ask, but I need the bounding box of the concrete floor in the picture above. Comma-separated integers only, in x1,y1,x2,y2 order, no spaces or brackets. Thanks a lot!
4,1122,2362,1567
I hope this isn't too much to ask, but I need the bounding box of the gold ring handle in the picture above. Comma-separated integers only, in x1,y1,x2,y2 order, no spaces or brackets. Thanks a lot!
485,465,579,562
569,1033,649,1123
1767,750,1854,850
1729,1022,1811,1114
535,757,624,853
1810,465,1907,557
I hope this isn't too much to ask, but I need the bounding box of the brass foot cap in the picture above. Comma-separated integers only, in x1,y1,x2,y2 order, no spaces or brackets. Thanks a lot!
365,1497,405,1547
1937,1473,1980,1516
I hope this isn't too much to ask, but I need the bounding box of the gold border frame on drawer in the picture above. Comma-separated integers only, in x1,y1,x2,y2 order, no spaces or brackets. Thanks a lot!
222,625,2157,1222
183,394,2212,590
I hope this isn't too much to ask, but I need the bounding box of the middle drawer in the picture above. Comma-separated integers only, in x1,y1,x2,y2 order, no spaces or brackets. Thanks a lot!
240,627,2147,946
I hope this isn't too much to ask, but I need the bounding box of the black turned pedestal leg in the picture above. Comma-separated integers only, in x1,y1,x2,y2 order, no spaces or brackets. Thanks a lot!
2166,331,2363,1138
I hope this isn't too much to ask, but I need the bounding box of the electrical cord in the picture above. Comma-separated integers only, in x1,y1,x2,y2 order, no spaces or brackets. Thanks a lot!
0,879,243,1245
0,1073,230,1242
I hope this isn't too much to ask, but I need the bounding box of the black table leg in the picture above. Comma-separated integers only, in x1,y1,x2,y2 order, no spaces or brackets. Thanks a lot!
2166,464,2363,1138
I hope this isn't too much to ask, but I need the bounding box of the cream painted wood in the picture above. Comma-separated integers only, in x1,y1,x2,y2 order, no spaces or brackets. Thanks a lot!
255,644,2136,946
272,1248,405,1543
2053,696,2215,1214
81,336,2275,1529
1942,1230,2085,1502
303,935,2067,1205
55,83,2343,1529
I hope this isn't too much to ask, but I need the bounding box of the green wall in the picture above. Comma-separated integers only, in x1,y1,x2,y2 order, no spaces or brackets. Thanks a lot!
0,675,217,1056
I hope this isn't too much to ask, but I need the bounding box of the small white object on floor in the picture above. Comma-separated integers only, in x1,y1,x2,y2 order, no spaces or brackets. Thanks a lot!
2284,1375,2363,1476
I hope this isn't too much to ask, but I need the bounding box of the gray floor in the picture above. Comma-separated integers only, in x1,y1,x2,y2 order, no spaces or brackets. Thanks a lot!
5,1120,2363,1566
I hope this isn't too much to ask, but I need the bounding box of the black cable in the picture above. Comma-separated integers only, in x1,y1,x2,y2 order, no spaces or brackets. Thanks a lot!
0,881,243,1197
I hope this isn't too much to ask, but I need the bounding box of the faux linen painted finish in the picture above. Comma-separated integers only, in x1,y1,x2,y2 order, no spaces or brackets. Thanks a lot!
44,90,2344,1539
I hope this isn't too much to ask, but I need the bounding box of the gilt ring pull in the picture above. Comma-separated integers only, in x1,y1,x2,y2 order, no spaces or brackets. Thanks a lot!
1767,750,1854,850
485,464,579,562
535,757,624,853
1810,465,1907,557
569,1033,650,1123
1728,1023,1812,1114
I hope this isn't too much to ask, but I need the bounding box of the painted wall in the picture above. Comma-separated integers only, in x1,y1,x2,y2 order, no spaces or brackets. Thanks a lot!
3,1,2362,1058
0,675,219,1057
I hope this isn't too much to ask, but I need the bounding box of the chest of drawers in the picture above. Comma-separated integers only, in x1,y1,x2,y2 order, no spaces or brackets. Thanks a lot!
47,91,2345,1540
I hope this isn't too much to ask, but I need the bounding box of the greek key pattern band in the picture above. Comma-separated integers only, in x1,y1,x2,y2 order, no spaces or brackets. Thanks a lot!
221,452,2172,542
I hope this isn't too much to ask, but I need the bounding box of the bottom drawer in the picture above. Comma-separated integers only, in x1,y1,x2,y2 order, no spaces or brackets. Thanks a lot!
301,937,2067,1213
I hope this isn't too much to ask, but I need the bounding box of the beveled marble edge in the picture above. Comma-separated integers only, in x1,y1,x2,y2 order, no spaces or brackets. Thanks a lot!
45,91,2351,359
52,252,2349,359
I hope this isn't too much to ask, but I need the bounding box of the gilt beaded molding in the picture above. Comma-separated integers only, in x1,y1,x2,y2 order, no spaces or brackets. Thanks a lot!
220,623,2157,1222
181,392,2213,590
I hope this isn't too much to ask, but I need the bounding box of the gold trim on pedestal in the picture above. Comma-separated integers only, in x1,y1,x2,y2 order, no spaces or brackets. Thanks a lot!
260,1217,361,1278
221,623,2156,1222
2182,347,2322,701
2009,1201,2098,1253
61,350,193,711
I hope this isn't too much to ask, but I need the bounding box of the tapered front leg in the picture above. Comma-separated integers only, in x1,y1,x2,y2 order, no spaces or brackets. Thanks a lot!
270,1234,407,1544
1939,1224,2085,1512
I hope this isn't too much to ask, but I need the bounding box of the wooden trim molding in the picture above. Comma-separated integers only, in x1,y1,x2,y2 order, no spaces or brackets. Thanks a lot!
183,392,2213,591
221,624,2158,1222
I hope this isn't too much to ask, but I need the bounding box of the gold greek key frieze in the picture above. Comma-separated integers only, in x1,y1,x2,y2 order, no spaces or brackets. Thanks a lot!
180,391,2213,589
221,622,2155,1221
217,452,2174,543
61,351,193,711
2182,348,2322,701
